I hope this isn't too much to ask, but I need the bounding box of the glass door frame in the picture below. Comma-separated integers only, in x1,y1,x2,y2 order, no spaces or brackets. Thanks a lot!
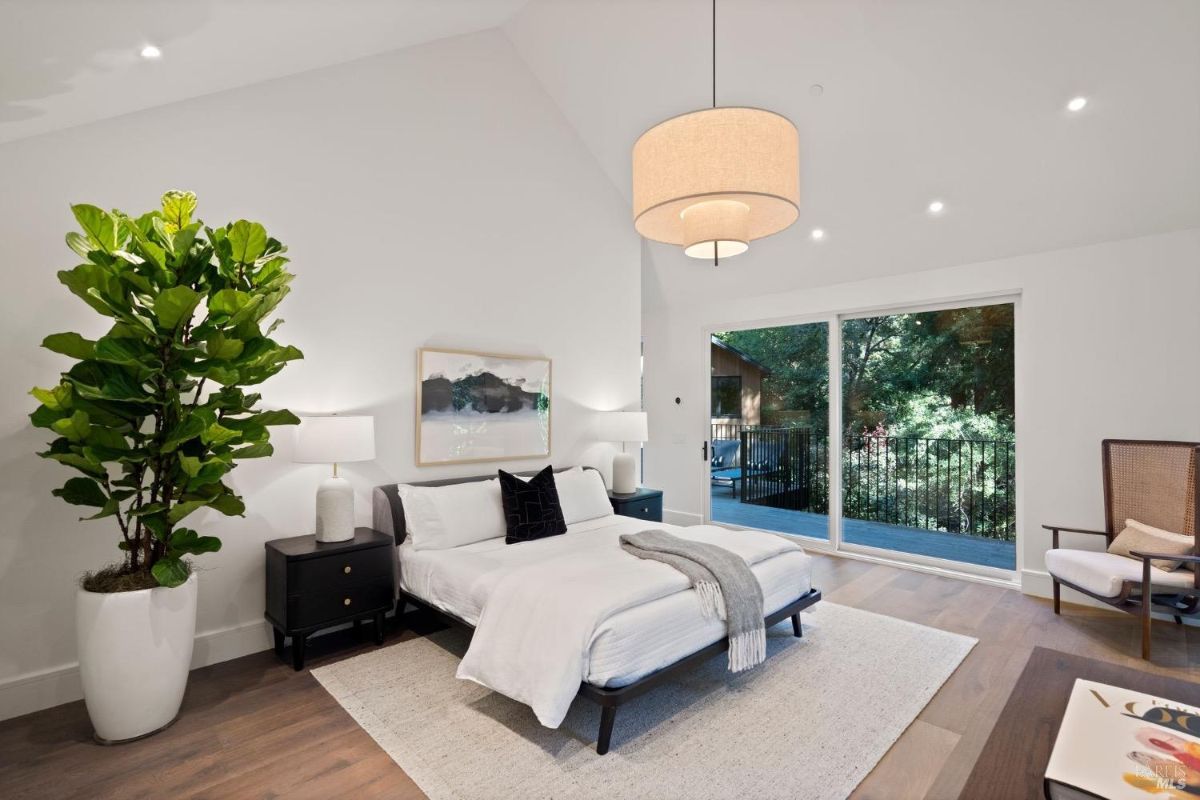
702,291,1021,586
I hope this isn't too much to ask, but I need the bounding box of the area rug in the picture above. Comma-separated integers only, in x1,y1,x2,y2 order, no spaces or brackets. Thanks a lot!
312,602,975,800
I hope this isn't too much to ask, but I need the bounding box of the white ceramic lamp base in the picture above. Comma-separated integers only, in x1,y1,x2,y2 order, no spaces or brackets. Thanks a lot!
612,452,638,494
316,475,355,542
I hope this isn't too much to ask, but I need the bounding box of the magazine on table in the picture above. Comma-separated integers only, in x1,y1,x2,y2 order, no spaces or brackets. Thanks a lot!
1045,679,1200,800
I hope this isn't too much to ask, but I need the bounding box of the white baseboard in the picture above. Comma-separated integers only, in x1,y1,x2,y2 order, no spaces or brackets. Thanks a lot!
664,508,703,526
0,618,275,723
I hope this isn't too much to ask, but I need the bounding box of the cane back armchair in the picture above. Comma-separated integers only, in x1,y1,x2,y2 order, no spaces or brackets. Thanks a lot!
1043,439,1200,660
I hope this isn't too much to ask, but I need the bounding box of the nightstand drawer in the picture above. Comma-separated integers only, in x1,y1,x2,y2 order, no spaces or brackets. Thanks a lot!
617,495,662,522
288,545,391,590
288,579,393,629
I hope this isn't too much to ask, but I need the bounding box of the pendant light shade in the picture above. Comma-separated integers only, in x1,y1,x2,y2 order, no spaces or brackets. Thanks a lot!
632,107,800,260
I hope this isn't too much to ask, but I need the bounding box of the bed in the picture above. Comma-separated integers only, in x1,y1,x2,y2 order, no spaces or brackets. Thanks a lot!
372,468,821,754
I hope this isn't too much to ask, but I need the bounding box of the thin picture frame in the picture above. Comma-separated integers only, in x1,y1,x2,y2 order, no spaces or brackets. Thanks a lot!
415,347,553,466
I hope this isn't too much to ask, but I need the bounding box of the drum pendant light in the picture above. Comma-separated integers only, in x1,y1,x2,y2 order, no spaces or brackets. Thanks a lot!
632,0,800,265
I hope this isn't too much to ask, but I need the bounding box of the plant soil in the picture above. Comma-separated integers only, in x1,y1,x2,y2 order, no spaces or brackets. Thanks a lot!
81,563,189,593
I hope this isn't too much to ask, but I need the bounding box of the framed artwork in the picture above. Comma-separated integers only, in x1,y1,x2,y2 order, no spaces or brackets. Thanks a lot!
416,347,552,466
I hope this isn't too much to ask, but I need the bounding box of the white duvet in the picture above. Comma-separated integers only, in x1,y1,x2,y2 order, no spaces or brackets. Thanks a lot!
453,521,805,728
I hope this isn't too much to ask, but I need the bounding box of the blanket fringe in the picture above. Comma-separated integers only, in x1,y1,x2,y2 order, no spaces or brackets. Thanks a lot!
694,581,727,621
728,628,767,672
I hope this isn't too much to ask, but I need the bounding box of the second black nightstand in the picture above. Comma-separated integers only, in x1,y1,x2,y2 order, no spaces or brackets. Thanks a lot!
265,528,395,670
608,487,664,523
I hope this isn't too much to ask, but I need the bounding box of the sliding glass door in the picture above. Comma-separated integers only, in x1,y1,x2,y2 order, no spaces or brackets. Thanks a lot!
709,324,830,541
840,304,1016,570
706,299,1017,577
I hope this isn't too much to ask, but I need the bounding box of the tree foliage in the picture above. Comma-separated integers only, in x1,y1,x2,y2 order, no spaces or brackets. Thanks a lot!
715,305,1014,437
715,306,1016,540
31,191,303,588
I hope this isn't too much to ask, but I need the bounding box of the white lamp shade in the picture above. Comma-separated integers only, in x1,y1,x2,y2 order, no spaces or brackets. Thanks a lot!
294,416,375,464
632,107,800,256
595,411,648,444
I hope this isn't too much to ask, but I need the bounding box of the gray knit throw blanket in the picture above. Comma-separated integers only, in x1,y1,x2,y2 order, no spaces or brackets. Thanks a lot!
619,530,765,672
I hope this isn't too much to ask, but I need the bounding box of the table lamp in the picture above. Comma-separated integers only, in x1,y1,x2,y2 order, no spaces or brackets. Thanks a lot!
596,411,648,494
294,415,375,542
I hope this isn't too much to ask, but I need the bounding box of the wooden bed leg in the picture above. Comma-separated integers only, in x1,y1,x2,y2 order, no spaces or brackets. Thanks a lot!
791,613,803,638
1052,579,1061,615
596,706,617,755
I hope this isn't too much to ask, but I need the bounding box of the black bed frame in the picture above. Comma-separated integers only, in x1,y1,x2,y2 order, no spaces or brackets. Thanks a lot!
373,468,822,755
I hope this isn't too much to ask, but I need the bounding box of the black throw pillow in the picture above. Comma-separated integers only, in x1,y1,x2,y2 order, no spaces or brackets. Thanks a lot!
498,466,567,545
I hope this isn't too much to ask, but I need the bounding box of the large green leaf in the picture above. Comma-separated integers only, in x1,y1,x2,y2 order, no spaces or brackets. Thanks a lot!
42,333,96,360
208,289,251,317
201,423,239,446
151,557,190,588
205,333,244,361
227,220,267,264
208,493,245,516
30,383,72,411
167,498,210,524
247,409,300,426
42,451,107,478
230,442,273,459
65,231,94,258
162,415,206,452
94,335,154,367
153,285,201,330
71,204,118,252
166,528,221,557
51,410,91,442
161,190,197,232
58,265,118,318
52,476,107,507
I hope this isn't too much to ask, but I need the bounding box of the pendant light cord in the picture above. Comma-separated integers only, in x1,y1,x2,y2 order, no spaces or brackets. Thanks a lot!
712,0,717,109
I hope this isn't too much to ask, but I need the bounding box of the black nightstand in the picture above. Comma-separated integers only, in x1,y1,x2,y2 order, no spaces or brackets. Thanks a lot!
608,487,664,522
264,528,395,671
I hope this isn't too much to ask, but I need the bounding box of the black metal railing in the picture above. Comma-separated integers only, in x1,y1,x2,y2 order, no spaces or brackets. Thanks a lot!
711,426,1016,541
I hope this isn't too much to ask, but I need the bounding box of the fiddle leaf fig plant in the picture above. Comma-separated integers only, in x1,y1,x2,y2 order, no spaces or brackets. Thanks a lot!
31,191,303,589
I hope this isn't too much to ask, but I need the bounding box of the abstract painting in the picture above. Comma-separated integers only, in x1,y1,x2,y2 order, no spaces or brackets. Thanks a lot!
416,348,552,465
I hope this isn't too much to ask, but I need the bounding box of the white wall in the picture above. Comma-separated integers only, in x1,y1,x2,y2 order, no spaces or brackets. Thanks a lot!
642,230,1200,595
0,30,640,719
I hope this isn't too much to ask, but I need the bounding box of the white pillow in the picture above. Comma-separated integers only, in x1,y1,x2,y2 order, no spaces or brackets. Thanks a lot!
398,479,506,550
555,467,613,525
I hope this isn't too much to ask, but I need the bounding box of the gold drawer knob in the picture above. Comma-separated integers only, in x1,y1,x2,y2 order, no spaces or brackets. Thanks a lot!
343,565,352,574
343,598,351,606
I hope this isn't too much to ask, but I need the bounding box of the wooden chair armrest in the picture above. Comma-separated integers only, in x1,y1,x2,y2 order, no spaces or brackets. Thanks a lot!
1042,524,1109,550
1129,551,1200,564
1042,525,1108,536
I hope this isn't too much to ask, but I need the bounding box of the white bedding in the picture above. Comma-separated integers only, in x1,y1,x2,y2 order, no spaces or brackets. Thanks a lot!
398,516,812,691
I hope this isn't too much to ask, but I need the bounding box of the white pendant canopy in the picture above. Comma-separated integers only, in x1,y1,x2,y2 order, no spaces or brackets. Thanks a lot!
631,0,800,264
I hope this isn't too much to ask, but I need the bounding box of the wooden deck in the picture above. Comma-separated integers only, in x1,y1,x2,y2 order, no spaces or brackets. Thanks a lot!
711,494,1016,570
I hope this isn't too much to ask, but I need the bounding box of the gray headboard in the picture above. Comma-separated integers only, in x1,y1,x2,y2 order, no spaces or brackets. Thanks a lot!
373,466,598,546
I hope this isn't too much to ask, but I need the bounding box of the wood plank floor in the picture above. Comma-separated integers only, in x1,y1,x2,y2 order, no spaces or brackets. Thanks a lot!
2,553,1198,800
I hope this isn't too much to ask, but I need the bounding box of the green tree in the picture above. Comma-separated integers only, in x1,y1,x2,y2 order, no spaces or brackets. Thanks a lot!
30,191,303,588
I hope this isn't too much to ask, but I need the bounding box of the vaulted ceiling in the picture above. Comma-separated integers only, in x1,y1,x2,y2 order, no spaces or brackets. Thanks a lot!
3,0,1197,301
505,0,1200,303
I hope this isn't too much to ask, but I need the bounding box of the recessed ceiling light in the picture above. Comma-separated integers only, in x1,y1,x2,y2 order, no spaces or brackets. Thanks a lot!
927,200,945,215
1066,96,1087,112
810,228,826,241
140,44,162,59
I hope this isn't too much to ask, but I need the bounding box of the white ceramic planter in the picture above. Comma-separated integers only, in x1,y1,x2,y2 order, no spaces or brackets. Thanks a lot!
76,571,198,743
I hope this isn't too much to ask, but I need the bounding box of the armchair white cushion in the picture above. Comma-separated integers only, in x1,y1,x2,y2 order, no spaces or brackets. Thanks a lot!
1045,549,1195,598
